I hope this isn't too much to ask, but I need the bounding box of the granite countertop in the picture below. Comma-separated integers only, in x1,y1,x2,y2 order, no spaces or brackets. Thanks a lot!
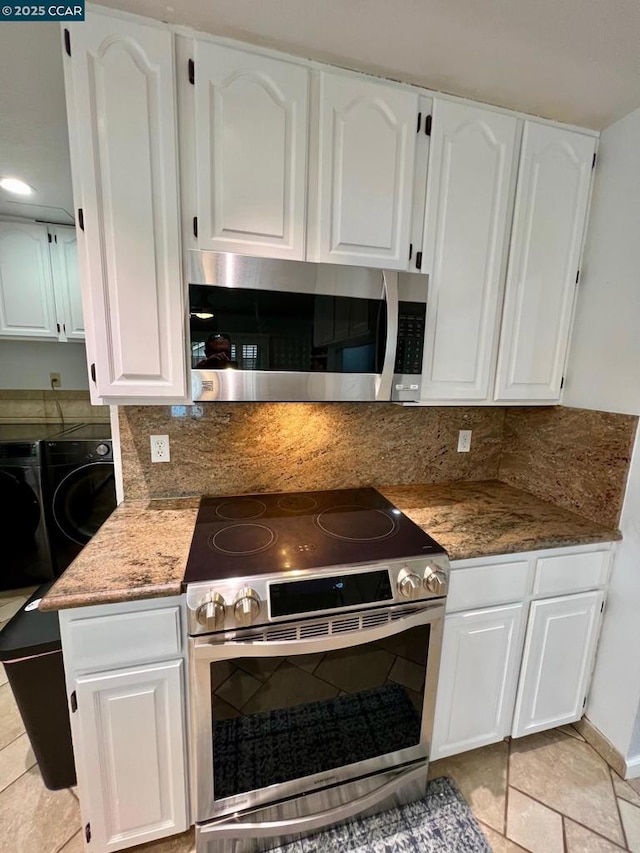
40,480,621,611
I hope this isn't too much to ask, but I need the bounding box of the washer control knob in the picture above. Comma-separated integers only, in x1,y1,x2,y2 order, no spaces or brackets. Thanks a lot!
196,592,226,630
424,567,447,596
95,443,110,456
234,588,261,627
397,567,423,601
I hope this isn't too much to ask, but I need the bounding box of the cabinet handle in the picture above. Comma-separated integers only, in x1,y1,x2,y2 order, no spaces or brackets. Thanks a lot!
63,28,71,56
416,112,422,133
63,324,66,334
70,691,77,713
57,323,61,334
193,216,198,239
77,208,84,231
416,251,423,270
409,243,413,261
90,363,96,383
424,115,432,136
188,58,195,85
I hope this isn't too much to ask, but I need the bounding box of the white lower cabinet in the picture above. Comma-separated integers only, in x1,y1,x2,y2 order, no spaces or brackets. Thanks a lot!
431,545,611,761
512,591,604,738
60,598,188,853
432,604,525,758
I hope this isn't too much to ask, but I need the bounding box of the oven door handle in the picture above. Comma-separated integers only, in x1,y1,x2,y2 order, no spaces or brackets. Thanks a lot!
375,269,399,401
197,761,426,840
192,602,443,660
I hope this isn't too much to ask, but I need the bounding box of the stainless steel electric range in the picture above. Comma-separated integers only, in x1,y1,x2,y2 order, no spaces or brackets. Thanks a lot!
184,487,450,853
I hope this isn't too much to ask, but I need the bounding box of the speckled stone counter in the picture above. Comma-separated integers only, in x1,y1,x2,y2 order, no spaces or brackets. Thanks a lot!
379,481,621,561
39,498,200,611
40,481,620,611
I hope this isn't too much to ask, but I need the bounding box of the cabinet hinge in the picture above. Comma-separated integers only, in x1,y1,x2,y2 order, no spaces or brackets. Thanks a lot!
63,28,71,57
424,114,432,136
70,691,77,713
90,363,96,383
193,216,198,239
575,269,580,285
85,823,91,843
77,209,84,231
409,242,413,261
188,58,195,85
415,250,423,271
416,112,422,134
592,152,597,169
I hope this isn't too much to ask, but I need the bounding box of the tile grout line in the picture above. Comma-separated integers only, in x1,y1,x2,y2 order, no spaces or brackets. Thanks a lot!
609,766,631,851
562,814,568,853
508,781,628,851
54,827,83,853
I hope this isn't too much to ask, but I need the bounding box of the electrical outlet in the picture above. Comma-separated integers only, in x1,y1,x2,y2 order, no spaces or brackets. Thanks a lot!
457,429,472,452
150,434,171,463
49,372,61,388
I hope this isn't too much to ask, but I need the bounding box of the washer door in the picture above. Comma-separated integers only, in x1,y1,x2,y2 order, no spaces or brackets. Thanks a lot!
0,469,41,549
53,462,116,545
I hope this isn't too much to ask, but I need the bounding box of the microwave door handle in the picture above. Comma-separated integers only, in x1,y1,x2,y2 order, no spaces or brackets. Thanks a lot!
375,270,399,401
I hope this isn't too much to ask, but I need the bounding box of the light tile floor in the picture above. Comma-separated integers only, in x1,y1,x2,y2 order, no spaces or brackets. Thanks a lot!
1,586,639,853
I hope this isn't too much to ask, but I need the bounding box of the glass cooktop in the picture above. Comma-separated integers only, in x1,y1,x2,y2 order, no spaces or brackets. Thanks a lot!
184,487,446,584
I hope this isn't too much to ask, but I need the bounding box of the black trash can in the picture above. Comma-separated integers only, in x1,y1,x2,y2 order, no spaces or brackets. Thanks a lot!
0,582,76,790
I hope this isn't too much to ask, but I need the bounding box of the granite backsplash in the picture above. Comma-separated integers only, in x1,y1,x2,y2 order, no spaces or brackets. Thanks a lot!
118,403,638,529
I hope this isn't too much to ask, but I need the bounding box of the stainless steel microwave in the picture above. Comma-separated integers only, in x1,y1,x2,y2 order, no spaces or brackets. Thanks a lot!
188,251,427,403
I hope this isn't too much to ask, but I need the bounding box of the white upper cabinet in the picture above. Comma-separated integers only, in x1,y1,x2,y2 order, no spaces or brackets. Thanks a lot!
495,123,596,401
308,71,419,269
420,101,518,400
64,11,186,401
49,225,84,341
193,43,309,259
0,222,58,339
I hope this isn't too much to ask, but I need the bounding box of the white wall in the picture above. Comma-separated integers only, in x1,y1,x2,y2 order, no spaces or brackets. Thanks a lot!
0,339,89,390
566,106,640,774
564,106,640,415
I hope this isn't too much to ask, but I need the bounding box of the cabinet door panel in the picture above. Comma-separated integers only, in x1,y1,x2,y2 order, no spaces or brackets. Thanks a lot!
195,43,308,259
432,604,524,759
512,591,603,738
495,124,596,401
420,101,518,400
74,660,187,851
50,226,84,341
0,222,58,339
65,12,185,399
310,72,418,268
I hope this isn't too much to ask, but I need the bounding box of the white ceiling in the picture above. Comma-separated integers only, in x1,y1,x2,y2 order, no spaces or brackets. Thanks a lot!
1,1,640,221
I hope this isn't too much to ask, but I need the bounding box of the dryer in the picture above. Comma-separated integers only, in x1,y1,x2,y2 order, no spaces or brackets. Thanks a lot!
43,425,117,574
0,424,61,590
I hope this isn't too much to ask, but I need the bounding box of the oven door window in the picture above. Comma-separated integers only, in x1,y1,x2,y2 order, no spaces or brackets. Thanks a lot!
210,625,429,799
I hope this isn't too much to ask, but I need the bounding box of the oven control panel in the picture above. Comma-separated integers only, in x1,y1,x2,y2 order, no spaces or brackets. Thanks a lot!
186,554,449,635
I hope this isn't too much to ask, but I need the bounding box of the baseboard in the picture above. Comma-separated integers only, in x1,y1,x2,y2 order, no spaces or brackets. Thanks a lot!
574,717,627,778
625,754,640,780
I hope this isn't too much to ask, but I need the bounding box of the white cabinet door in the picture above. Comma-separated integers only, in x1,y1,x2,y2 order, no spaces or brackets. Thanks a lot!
0,222,58,339
420,101,518,400
49,225,84,341
495,124,596,401
73,660,188,851
432,604,525,759
193,43,309,260
64,12,186,401
308,71,418,269
512,591,603,738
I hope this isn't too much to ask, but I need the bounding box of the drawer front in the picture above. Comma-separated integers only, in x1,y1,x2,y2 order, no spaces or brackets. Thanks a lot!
447,561,530,612
533,550,610,597
67,606,182,672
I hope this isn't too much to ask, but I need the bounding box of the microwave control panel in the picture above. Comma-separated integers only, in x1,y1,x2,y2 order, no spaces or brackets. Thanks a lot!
394,302,426,375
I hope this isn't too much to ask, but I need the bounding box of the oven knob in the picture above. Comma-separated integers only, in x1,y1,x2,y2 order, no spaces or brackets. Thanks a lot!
234,588,261,627
397,568,423,600
196,592,226,630
424,568,447,596
95,443,110,456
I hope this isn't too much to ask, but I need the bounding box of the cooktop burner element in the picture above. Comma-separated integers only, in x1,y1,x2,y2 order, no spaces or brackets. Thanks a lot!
185,487,446,585
209,523,276,556
215,498,267,520
315,506,399,542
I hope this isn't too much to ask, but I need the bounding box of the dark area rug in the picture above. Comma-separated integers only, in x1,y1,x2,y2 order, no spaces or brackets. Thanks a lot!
267,776,492,852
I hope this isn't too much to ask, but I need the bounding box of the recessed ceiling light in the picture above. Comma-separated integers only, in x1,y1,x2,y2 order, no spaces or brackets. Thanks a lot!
0,177,35,196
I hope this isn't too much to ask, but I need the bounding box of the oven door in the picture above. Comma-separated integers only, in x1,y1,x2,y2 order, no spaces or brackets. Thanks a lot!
190,600,444,824
188,251,420,402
